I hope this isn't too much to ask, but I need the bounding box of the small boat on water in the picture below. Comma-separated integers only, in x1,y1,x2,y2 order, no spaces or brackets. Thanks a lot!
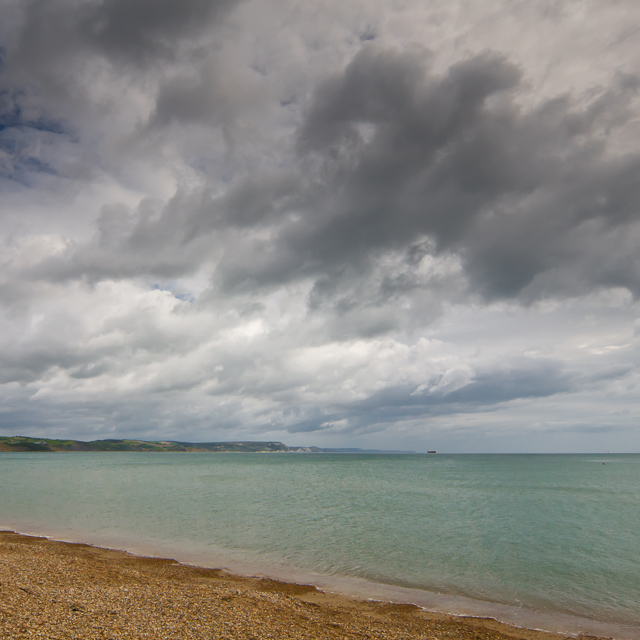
427,450,436,454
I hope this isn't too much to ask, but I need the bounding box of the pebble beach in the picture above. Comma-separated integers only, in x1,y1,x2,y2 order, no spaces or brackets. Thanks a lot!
0,531,606,640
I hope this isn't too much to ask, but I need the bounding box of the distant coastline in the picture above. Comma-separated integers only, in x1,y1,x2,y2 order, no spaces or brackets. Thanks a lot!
0,435,416,454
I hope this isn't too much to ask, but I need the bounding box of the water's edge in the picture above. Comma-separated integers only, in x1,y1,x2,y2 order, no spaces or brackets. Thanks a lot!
2,523,638,640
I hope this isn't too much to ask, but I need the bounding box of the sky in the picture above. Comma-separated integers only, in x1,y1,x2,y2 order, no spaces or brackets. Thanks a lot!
1,0,640,452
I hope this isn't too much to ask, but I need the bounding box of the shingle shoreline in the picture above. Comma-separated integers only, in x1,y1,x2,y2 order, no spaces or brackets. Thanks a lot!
0,531,595,640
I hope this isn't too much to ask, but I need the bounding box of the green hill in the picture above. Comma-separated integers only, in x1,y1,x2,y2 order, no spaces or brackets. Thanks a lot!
0,436,296,453
0,436,415,454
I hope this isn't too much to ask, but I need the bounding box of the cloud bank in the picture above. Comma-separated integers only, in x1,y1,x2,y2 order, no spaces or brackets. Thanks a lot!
1,0,639,451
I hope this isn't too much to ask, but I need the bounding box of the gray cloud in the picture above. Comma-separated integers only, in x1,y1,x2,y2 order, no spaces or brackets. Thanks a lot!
286,47,640,301
81,0,238,65
284,357,575,434
1,0,640,451
9,0,240,73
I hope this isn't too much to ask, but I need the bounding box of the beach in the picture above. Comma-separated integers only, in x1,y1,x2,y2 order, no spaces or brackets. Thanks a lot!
0,531,605,640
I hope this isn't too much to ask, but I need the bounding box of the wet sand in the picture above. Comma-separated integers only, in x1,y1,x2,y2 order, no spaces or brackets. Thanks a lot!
0,531,605,640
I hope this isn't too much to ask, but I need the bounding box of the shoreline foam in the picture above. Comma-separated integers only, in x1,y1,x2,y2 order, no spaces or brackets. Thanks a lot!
1,527,636,640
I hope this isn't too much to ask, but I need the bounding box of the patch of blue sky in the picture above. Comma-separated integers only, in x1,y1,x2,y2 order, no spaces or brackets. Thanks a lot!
151,283,195,303
174,292,196,303
0,99,72,184
0,115,66,136
0,87,66,135
0,131,58,184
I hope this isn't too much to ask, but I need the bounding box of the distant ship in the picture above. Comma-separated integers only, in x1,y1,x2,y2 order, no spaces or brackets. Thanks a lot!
427,450,436,454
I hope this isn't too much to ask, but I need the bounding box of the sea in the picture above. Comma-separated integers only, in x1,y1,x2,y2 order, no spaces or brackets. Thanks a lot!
1,452,638,638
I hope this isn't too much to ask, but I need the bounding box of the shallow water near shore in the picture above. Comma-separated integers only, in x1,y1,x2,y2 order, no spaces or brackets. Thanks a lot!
1,452,639,638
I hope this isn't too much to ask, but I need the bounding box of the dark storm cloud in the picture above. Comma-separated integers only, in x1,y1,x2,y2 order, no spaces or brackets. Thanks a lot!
10,0,239,72
196,44,640,303
291,47,640,301
150,59,265,130
81,0,238,65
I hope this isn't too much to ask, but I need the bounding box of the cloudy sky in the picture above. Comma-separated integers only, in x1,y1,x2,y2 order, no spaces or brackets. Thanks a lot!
1,0,640,452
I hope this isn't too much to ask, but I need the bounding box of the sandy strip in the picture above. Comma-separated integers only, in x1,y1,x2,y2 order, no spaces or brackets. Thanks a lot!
0,531,603,640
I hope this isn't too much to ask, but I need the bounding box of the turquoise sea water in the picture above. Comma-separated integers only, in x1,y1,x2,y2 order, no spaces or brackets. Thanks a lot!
1,453,639,638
